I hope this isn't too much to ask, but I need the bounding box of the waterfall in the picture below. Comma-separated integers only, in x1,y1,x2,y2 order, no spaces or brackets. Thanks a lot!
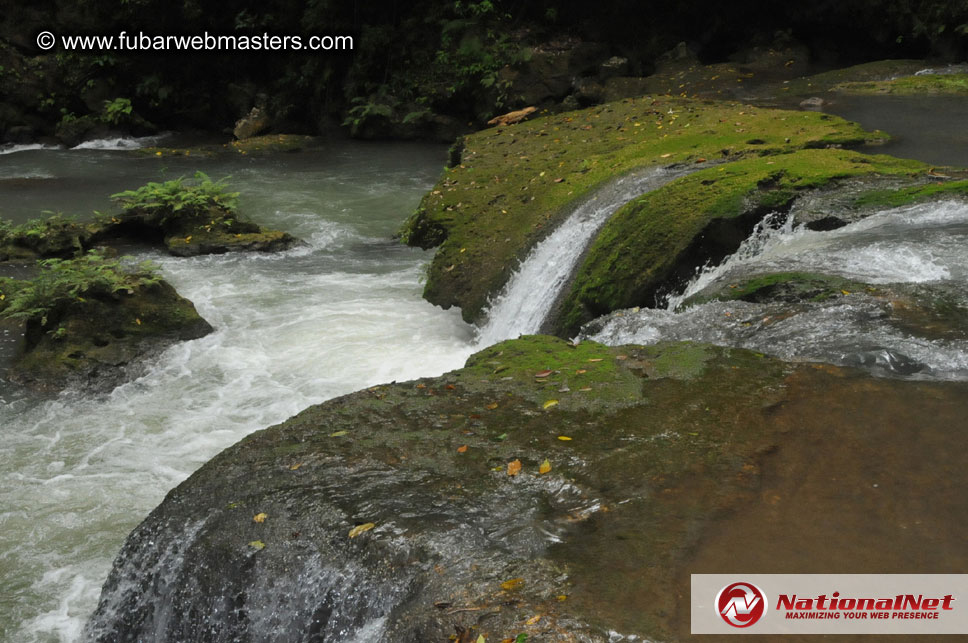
587,199,968,380
475,167,691,346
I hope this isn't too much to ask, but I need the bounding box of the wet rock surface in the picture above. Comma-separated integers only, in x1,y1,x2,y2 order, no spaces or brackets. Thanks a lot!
3,278,212,391
86,337,968,641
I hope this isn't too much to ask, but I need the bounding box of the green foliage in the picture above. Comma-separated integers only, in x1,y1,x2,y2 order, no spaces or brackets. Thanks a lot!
102,97,133,124
433,0,520,109
111,171,239,219
0,250,162,326
342,88,397,136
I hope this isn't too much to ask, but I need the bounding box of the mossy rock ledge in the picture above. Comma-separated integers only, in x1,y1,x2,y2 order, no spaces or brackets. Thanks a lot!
1,278,212,391
86,336,968,641
401,96,891,326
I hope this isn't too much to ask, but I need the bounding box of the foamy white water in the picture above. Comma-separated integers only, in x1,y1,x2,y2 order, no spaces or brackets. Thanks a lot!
670,200,968,309
71,135,167,151
591,199,968,379
0,143,477,642
476,167,690,345
0,143,60,155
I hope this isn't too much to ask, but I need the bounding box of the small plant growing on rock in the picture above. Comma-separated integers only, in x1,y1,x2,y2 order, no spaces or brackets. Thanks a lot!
111,171,239,223
0,250,161,326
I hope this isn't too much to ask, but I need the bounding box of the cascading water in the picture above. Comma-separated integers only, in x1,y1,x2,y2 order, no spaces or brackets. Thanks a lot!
589,199,968,379
474,167,692,346
0,141,477,642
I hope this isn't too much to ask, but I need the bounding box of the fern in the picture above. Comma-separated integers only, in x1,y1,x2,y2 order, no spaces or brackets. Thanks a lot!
0,250,162,326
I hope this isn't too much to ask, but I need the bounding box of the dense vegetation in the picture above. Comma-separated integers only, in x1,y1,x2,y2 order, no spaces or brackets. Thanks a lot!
2,1,968,141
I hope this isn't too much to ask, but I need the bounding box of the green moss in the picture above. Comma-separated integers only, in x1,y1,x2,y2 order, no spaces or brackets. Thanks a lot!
834,73,968,96
854,178,968,208
401,97,888,323
0,214,97,261
139,134,317,158
556,149,929,334
105,173,299,256
763,59,928,97
8,276,211,390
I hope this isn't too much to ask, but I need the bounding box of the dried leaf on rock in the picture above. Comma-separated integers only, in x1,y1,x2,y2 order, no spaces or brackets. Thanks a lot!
348,522,376,538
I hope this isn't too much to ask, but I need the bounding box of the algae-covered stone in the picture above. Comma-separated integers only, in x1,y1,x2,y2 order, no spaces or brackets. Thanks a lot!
834,73,968,96
85,337,968,641
554,149,933,335
0,214,97,261
0,253,212,391
106,173,301,257
402,97,888,324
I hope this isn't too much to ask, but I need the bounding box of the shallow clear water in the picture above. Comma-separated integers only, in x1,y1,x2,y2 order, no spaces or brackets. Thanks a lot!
0,140,477,641
823,95,968,168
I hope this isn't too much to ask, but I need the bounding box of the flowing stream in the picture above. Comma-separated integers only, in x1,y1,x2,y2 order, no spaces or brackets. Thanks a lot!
475,167,691,345
0,140,477,642
590,199,968,379
4,109,968,641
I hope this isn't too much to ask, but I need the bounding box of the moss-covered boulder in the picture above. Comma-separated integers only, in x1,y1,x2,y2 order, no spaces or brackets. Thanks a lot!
103,172,300,256
0,252,211,390
0,214,97,261
1,174,302,262
85,336,968,641
138,134,319,158
554,149,935,335
834,73,968,96
401,97,888,324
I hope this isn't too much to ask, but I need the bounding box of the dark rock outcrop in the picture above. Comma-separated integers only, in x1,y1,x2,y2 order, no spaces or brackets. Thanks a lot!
85,337,968,640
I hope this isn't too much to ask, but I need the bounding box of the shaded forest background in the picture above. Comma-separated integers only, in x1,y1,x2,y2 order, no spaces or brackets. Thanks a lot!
1,0,967,142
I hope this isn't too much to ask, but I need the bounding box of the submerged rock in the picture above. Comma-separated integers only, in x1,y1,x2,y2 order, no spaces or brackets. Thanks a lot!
86,337,968,640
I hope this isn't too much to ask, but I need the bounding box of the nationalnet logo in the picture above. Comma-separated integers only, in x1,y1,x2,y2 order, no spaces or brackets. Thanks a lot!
693,575,968,634
717,582,767,627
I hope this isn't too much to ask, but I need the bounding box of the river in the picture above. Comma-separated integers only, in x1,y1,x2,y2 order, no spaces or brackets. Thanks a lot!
0,139,477,642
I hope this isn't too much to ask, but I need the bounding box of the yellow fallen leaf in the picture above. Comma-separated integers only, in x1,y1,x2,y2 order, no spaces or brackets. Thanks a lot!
184,235,192,243
248,540,265,550
348,522,376,538
252,512,267,523
576,369,586,374
587,358,603,362
289,463,302,470
841,290,851,295
507,459,522,476
486,402,498,410
476,636,486,643
557,594,568,601
542,399,558,410
457,444,468,453
330,430,348,437
525,614,542,625
135,318,142,325
501,577,525,591
539,459,552,474
558,436,572,441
